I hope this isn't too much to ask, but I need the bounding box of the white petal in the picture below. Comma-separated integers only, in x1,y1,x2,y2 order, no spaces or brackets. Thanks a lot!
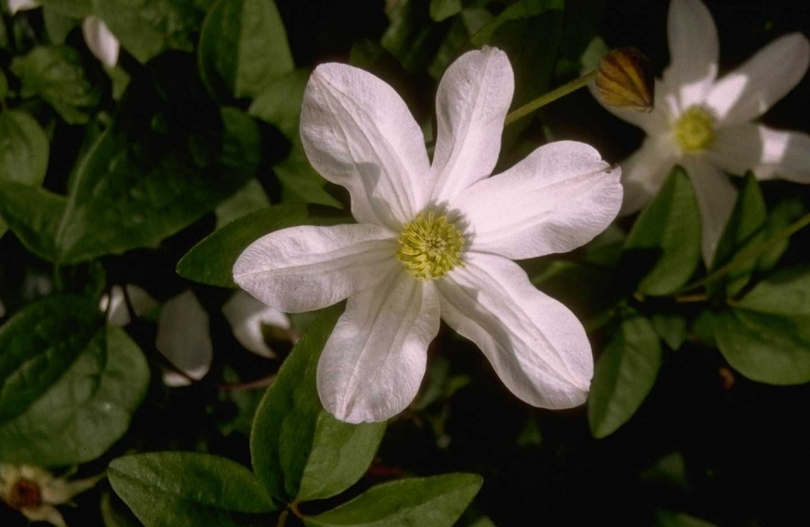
429,47,514,204
437,253,593,409
317,271,440,423
663,0,719,108
82,16,119,68
454,141,621,260
156,291,212,387
300,63,431,229
706,33,810,126
709,124,810,183
222,291,291,358
618,134,679,215
101,284,158,327
681,157,737,266
233,224,399,313
21,505,67,527
7,0,40,15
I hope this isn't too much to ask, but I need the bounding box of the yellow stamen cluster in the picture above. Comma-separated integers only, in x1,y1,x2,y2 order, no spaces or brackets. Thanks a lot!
674,105,715,153
397,212,465,280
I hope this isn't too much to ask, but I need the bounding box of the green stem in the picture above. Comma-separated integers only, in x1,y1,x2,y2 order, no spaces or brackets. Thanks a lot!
504,69,598,126
678,210,810,293
275,509,289,527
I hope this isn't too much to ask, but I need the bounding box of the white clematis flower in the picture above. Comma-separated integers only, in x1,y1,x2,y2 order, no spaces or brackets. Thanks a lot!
0,463,101,527
6,0,119,68
596,0,810,264
234,47,622,423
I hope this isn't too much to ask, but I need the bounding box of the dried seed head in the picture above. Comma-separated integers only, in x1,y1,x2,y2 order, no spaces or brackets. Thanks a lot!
594,47,655,113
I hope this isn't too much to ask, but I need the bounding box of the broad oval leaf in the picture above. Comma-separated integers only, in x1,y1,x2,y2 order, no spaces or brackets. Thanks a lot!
303,473,483,527
0,55,261,265
251,306,386,503
177,203,349,288
736,265,810,316
588,314,662,438
0,296,149,466
93,0,203,63
715,308,810,385
249,70,343,207
623,166,701,296
40,0,92,17
0,110,49,238
10,45,101,124
108,452,276,527
707,173,767,299
199,0,294,100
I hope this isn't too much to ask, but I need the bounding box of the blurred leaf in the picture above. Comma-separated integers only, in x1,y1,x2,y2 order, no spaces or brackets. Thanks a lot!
589,314,662,438
249,69,343,207
302,473,483,527
177,203,349,288
0,56,261,264
0,296,149,466
93,0,203,63
470,0,563,47
715,308,810,385
655,510,719,527
531,259,622,323
553,0,607,76
382,0,450,75
623,167,701,296
101,491,143,527
10,45,101,124
108,452,276,527
42,7,78,44
708,173,767,298
757,197,803,273
199,0,294,100
40,0,93,17
428,7,493,78
430,0,462,22
650,313,687,351
736,265,810,316
0,110,49,239
0,69,8,100
215,178,270,228
251,306,386,503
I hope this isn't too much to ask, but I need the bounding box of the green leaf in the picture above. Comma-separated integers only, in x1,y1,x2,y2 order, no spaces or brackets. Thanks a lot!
588,314,662,438
736,265,810,316
0,296,149,466
623,166,701,296
0,69,8,101
655,509,719,527
303,473,483,527
108,452,276,527
470,0,564,47
0,110,49,238
40,0,93,17
93,0,203,63
10,45,101,124
381,0,450,75
249,70,343,207
430,0,462,22
650,313,687,351
43,6,79,44
199,0,294,100
715,308,810,385
0,56,261,264
251,306,386,503
215,178,270,229
708,173,767,298
177,203,349,288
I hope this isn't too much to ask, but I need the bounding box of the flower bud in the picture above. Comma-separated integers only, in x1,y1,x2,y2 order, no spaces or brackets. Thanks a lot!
594,47,654,113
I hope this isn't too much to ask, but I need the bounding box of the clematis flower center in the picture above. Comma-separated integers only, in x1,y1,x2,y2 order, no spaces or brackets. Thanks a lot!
9,478,42,510
674,106,715,153
397,212,465,280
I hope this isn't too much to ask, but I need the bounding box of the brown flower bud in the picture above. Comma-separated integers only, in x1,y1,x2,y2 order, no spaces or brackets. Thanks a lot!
594,47,655,113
